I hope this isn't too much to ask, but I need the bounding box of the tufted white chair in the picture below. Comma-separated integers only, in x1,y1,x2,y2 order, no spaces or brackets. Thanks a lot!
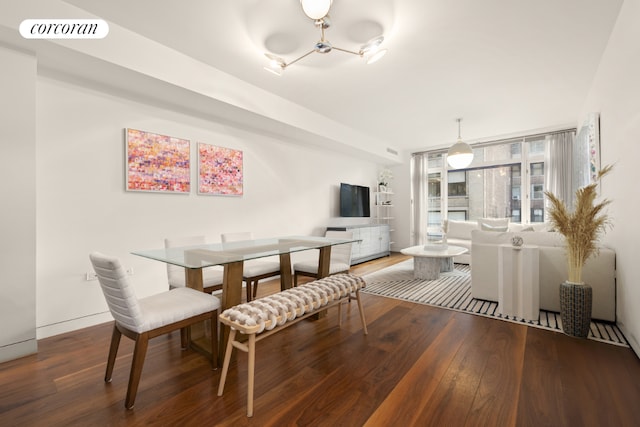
164,235,223,294
89,252,220,409
293,230,354,286
220,232,281,301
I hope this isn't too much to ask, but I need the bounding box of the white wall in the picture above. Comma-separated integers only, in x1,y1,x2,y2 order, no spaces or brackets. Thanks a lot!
579,0,640,355
0,47,37,362
387,162,412,250
34,73,379,338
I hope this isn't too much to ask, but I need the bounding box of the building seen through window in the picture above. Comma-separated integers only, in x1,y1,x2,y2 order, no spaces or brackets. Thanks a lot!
424,135,553,226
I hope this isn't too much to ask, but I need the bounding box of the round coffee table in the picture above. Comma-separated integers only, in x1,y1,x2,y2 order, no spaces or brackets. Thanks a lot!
400,245,469,280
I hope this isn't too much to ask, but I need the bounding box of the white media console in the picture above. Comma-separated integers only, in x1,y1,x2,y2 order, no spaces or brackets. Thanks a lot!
327,224,390,265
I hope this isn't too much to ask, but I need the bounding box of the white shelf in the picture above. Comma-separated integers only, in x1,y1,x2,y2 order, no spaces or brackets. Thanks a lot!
374,190,394,248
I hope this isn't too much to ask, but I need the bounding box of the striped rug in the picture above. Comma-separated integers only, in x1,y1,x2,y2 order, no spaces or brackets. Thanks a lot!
362,259,628,347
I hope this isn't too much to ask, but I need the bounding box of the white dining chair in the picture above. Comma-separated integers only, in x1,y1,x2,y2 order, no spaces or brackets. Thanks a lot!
89,252,220,409
293,230,354,286
220,232,281,301
164,235,224,294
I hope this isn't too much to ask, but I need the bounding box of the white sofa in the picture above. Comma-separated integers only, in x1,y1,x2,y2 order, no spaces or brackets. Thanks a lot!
444,218,547,264
470,229,616,321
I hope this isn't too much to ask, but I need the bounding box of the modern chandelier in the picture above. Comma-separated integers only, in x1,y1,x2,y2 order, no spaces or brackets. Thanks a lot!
446,118,474,169
264,0,388,76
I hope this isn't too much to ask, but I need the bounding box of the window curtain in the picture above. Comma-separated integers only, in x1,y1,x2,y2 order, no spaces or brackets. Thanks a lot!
544,130,575,208
411,153,428,245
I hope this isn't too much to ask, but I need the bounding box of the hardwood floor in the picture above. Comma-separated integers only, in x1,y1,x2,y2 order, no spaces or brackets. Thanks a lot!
1,253,639,426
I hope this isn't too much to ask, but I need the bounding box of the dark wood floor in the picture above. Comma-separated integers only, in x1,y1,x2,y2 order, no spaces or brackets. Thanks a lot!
1,253,639,426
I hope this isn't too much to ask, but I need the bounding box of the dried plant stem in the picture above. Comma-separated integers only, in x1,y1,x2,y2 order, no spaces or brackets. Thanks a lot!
545,165,612,284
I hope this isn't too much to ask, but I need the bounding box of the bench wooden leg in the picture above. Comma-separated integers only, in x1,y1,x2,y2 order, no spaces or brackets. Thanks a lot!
355,290,368,335
217,329,236,397
247,333,256,417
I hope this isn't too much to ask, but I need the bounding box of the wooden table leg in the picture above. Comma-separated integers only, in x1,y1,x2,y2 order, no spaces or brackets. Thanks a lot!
279,253,292,291
219,261,244,361
317,246,332,279
184,263,245,362
184,268,210,357
186,268,204,291
315,246,333,318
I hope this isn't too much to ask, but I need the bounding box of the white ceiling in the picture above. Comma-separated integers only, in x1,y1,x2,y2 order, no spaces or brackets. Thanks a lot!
7,0,625,160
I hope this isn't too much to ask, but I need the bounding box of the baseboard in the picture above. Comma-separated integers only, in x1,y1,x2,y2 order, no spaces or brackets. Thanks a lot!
36,312,114,339
618,321,640,359
0,339,37,363
351,251,391,265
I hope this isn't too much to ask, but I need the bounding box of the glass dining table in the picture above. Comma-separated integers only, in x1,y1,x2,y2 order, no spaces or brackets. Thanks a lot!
132,235,358,359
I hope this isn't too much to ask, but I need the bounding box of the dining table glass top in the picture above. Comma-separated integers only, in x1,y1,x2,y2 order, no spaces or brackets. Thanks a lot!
132,235,357,269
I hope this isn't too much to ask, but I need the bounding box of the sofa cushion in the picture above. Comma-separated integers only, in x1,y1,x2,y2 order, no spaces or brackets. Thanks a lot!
509,223,532,232
480,222,508,232
478,217,510,231
444,219,478,240
531,222,551,232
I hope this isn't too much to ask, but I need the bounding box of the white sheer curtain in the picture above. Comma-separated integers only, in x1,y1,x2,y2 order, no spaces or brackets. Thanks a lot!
544,130,575,207
411,153,429,245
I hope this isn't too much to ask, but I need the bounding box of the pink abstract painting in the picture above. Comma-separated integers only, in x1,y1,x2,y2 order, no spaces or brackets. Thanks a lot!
198,143,243,196
126,128,190,193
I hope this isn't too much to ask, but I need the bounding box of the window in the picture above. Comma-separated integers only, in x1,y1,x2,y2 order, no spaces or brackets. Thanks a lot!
531,184,544,199
531,162,544,176
447,171,467,197
512,186,521,200
418,130,572,225
532,208,544,222
428,173,441,198
448,211,467,221
427,172,442,227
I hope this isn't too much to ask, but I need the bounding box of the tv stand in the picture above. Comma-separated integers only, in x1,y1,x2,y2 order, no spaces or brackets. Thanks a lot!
326,224,390,265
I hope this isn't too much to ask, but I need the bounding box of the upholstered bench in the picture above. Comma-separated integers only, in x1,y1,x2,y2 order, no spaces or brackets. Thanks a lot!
217,273,368,417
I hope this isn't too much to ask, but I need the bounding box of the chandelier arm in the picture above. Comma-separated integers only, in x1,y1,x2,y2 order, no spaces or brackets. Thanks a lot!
285,50,316,67
331,46,362,56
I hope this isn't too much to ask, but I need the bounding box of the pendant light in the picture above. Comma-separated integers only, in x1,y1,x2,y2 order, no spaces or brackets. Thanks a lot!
447,118,474,169
300,0,333,20
263,0,387,75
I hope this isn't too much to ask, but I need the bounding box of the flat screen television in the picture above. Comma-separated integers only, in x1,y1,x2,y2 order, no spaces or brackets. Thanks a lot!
340,183,370,217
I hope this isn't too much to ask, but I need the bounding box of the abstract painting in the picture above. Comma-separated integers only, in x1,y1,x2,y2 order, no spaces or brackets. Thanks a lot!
198,143,243,196
126,128,190,193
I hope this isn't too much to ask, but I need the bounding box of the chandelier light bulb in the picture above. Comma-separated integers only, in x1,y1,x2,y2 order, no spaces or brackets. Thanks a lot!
447,118,474,169
360,36,384,55
366,49,387,64
300,0,333,20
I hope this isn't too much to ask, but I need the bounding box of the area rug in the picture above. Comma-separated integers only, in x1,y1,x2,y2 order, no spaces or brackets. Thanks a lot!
362,259,628,347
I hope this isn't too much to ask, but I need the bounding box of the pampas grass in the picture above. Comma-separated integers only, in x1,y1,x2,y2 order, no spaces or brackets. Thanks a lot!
544,164,613,284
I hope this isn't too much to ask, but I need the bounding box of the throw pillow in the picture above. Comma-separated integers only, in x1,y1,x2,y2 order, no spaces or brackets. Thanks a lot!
479,222,508,232
477,217,509,232
446,219,478,240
